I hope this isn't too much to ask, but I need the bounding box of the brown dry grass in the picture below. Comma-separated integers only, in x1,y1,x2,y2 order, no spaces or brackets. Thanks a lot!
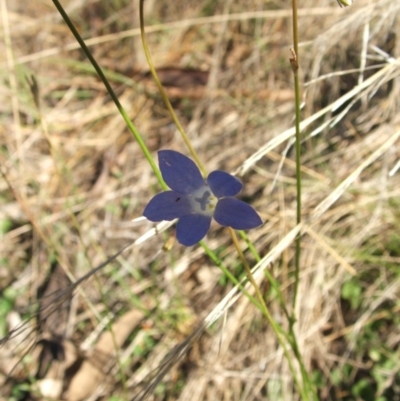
1,0,400,400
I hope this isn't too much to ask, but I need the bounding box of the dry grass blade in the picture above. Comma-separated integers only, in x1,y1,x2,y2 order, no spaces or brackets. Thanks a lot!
2,0,400,400
236,59,400,176
136,125,399,398
67,310,144,401
311,129,400,220
9,8,341,66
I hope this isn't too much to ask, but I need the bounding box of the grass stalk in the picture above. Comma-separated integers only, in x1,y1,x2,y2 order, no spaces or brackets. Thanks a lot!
228,228,268,316
138,0,206,176
51,0,165,189
290,0,302,319
289,0,315,398
201,241,263,311
53,1,310,398
228,228,307,399
238,230,291,320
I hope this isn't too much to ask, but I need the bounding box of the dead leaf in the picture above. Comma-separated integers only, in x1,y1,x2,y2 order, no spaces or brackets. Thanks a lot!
38,263,72,338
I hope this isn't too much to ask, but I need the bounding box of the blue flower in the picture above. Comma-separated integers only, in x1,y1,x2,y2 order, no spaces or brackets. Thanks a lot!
143,150,262,246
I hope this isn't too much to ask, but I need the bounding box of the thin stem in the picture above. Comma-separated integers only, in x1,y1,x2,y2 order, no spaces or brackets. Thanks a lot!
290,1,315,399
238,230,261,262
237,231,290,320
290,0,302,323
51,0,165,189
228,228,267,314
139,0,206,176
201,241,263,311
288,331,317,399
292,0,299,60
227,228,306,399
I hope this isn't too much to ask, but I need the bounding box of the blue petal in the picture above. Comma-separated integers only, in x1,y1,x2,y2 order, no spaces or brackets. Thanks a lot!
207,170,243,198
143,191,193,221
159,150,205,194
176,214,211,246
214,198,262,229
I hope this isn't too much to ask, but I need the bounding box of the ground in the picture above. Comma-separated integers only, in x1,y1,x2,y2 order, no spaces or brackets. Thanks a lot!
1,0,400,400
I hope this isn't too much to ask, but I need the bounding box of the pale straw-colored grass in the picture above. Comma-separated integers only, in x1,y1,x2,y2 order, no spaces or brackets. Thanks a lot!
1,0,400,400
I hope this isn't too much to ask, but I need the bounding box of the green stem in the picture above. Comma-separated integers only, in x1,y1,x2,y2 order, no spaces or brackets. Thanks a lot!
138,0,206,176
290,0,302,328
201,241,263,311
237,232,291,321
228,228,267,315
228,228,306,399
51,0,165,189
238,230,261,262
290,1,315,399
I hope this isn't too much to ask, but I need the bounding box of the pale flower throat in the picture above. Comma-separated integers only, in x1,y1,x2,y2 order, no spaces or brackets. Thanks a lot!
190,186,218,216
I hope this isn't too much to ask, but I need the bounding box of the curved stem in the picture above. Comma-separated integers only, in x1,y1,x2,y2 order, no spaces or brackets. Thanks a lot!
139,0,206,176
228,228,267,314
51,0,165,189
228,228,306,399
201,241,263,311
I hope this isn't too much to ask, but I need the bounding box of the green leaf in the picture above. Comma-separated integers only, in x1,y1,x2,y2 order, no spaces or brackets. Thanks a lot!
341,280,362,309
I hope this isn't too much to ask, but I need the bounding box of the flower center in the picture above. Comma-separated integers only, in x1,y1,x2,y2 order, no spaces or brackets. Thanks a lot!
190,187,217,216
